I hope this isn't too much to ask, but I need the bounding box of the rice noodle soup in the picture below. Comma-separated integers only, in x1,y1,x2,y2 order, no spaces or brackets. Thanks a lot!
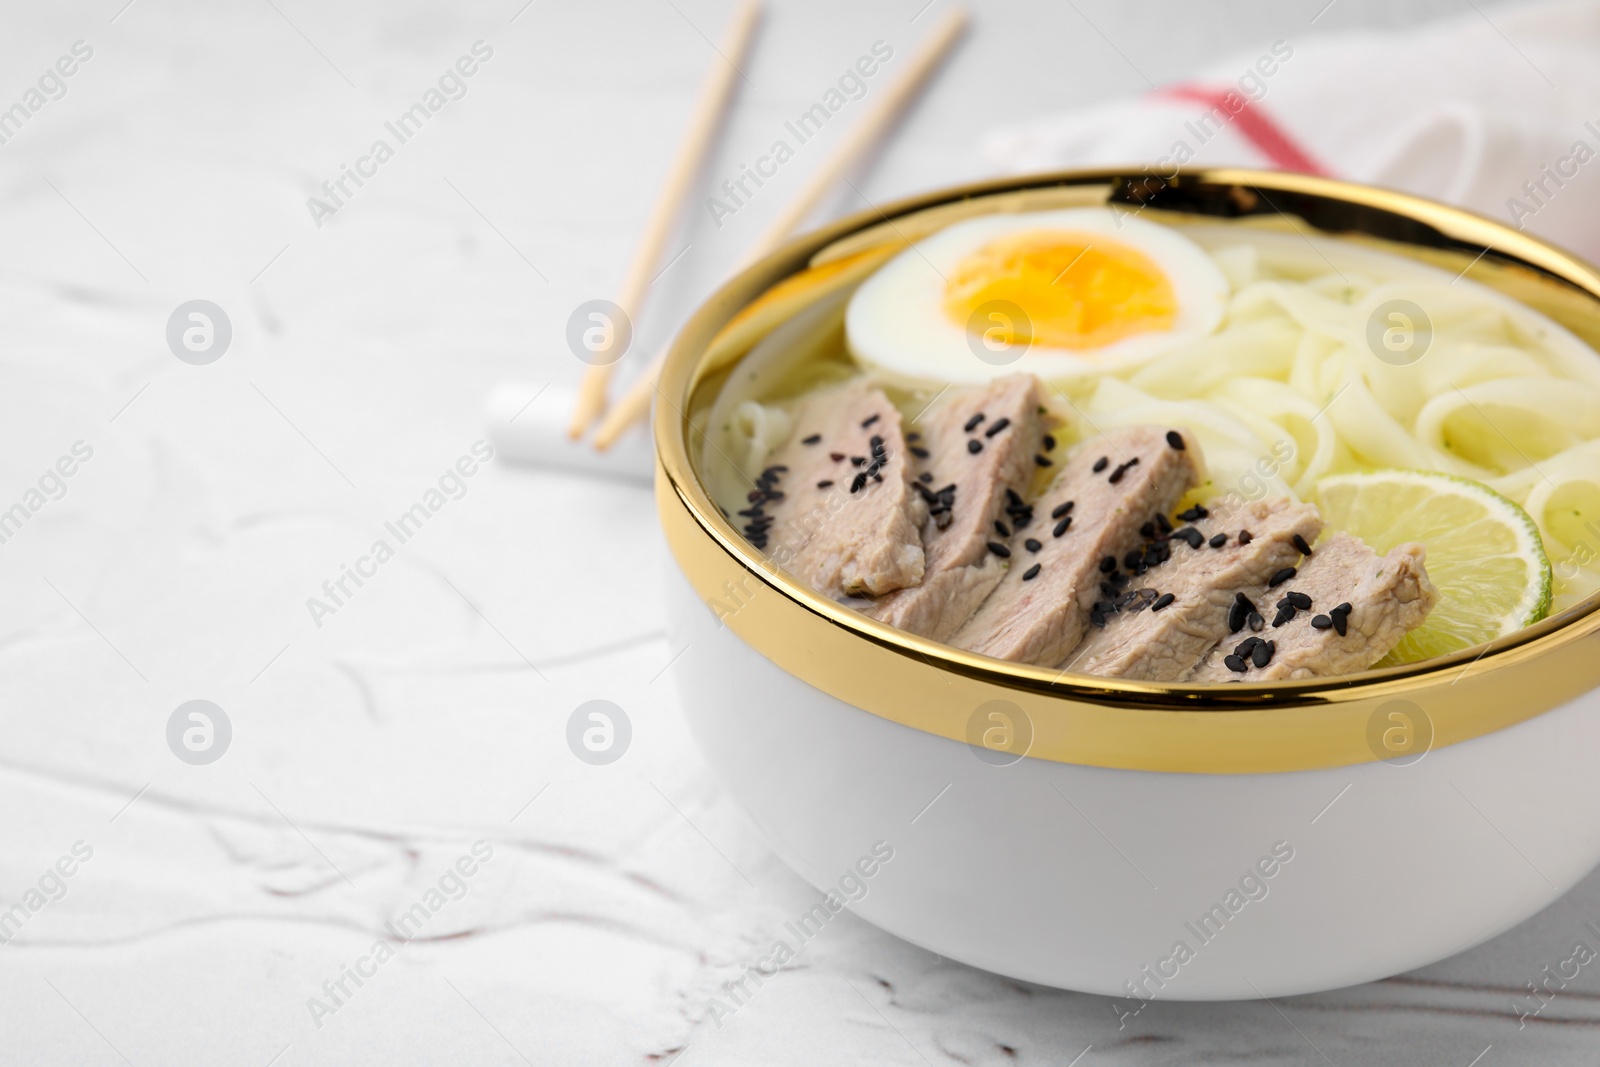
697,209,1600,680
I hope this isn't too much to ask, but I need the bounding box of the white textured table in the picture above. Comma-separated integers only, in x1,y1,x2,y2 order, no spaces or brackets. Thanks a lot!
4,0,1596,1062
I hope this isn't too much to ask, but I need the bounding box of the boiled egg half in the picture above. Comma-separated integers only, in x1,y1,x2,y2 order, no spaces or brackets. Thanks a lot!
845,208,1229,383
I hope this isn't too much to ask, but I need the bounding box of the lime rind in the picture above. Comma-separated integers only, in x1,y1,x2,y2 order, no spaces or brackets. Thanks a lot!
1314,469,1552,665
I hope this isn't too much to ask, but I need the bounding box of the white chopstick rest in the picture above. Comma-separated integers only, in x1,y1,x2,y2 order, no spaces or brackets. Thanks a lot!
490,383,654,484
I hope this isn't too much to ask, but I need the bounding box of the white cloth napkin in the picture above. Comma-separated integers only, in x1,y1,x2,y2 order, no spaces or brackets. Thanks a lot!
984,0,1600,262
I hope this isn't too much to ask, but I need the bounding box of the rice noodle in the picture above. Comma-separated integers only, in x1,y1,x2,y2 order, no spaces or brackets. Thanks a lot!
1118,226,1600,607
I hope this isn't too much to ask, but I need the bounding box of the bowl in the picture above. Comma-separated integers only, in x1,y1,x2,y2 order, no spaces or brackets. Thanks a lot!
653,168,1600,1000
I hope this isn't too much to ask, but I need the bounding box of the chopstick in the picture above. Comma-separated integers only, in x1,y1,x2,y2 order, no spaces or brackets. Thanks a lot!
566,0,763,440
591,6,969,451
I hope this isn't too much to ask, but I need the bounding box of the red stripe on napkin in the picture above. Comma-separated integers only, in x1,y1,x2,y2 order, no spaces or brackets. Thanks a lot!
1156,84,1332,176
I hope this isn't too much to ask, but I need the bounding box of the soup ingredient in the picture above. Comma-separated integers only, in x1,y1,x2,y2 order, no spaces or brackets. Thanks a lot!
945,234,1177,348
1063,497,1323,681
844,208,1228,384
1315,470,1552,664
952,425,1201,664
1190,534,1436,681
868,375,1046,640
757,379,926,596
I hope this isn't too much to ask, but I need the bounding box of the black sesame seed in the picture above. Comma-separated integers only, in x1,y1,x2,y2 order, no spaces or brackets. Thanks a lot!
988,542,1011,558
801,433,822,445
1208,533,1228,549
910,446,930,459
1140,522,1155,539
1043,434,1057,450
1235,636,1262,657
1152,593,1175,611
1272,606,1296,627
1024,538,1042,553
1248,611,1265,632
861,413,880,428
1022,563,1041,581
1293,533,1313,556
1090,608,1107,628
1156,513,1173,534
984,417,1011,438
1228,600,1247,633
1311,614,1333,630
1225,654,1247,673
1110,571,1130,588
994,520,1011,538
918,472,933,483
1268,567,1297,588
1093,456,1109,473
964,413,985,432
850,456,866,467
1251,641,1273,669
967,439,983,454
1004,487,1023,507
1286,591,1312,610
1109,457,1141,484
1099,556,1117,573
1051,501,1075,519
1332,613,1348,636
1054,516,1072,537
1332,602,1352,616
1035,455,1053,467
849,473,867,493
816,480,834,489
1124,549,1144,570
1166,430,1186,450
1238,530,1253,545
1179,528,1204,549
906,431,921,441
1176,505,1209,523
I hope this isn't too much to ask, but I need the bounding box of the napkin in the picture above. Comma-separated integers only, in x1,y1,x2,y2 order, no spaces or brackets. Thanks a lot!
983,0,1600,261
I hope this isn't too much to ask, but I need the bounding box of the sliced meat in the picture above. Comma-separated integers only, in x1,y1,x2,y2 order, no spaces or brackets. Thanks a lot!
753,379,926,598
1061,497,1324,680
951,425,1200,665
866,375,1046,641
1189,535,1437,682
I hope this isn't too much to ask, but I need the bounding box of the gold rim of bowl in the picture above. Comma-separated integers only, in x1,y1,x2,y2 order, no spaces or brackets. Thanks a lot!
654,167,1600,774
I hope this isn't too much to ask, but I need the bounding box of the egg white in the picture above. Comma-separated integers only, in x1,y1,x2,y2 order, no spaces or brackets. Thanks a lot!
844,207,1231,385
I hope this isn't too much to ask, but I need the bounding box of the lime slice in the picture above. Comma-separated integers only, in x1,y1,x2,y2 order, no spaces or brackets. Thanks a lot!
1314,470,1552,664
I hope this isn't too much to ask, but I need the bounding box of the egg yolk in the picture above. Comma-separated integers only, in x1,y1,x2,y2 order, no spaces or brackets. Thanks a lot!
944,230,1178,350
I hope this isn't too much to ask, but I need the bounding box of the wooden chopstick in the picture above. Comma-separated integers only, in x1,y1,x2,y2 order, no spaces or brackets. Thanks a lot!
566,0,763,440
591,6,969,451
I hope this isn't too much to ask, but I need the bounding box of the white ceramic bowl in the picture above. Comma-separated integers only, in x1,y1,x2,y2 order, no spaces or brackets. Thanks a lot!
654,169,1600,999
